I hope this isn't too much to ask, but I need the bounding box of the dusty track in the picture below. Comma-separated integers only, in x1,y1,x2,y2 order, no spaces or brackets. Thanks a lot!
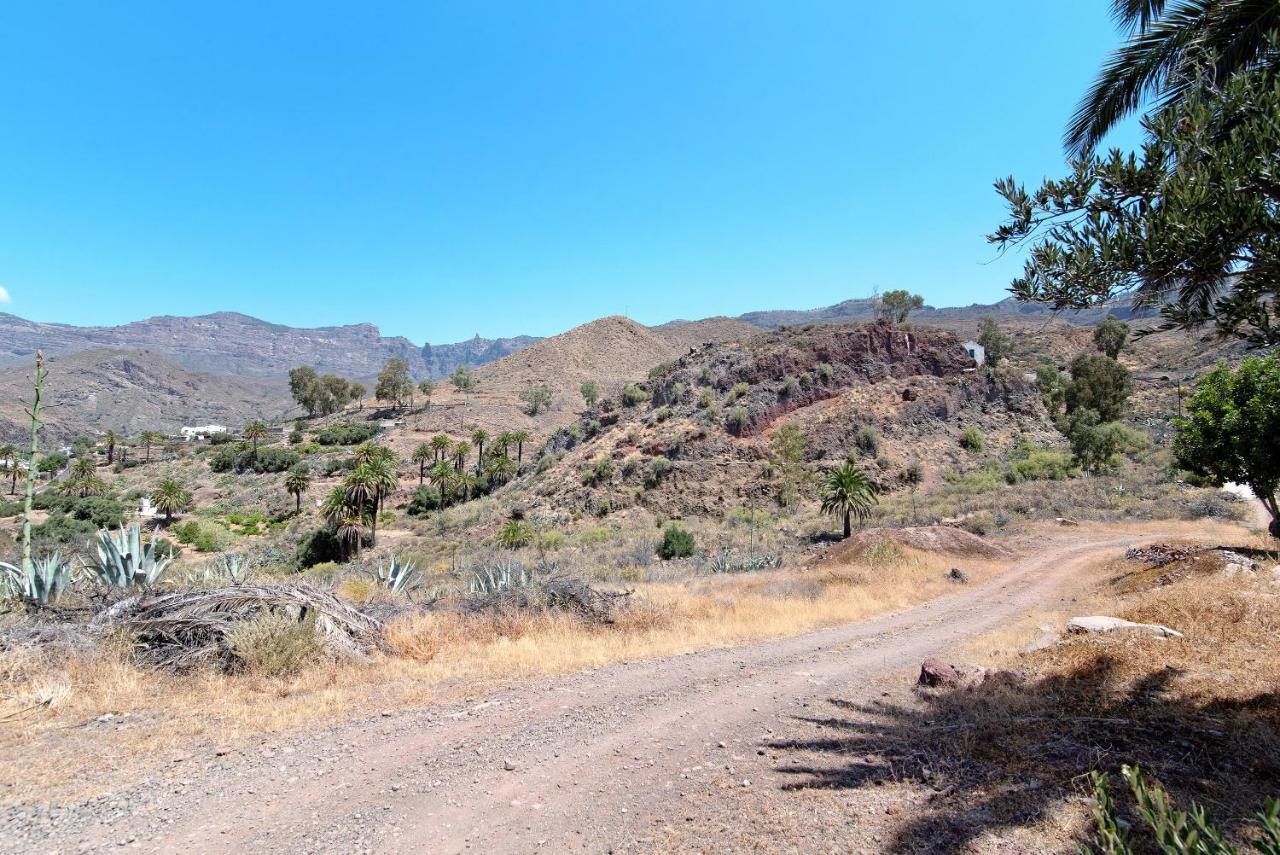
15,532,1151,854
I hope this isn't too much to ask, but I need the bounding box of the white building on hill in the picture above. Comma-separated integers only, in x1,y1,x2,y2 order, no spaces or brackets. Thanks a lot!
180,424,228,442
962,340,986,366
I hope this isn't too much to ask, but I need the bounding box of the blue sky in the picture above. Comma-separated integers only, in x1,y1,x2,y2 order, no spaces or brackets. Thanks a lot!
0,2,1137,344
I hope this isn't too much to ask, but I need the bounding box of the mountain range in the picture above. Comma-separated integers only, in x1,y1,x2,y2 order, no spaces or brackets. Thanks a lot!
0,294,1145,442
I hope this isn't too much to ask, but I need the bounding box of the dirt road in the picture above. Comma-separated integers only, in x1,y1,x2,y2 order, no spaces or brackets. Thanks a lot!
11,533,1145,854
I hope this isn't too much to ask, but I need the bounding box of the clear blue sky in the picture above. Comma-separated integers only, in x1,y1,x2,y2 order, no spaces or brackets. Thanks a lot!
0,1,1137,344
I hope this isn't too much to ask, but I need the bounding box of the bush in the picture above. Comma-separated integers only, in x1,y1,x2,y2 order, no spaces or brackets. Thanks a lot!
816,362,834,384
535,530,566,552
295,528,343,568
208,446,299,474
288,430,304,445
656,523,695,559
855,426,881,456
314,423,379,447
960,427,985,452
730,382,750,400
497,520,534,549
406,485,441,516
227,612,322,677
621,384,649,407
582,455,614,486
34,494,128,529
725,406,749,435
175,521,202,545
697,389,715,409
644,456,673,487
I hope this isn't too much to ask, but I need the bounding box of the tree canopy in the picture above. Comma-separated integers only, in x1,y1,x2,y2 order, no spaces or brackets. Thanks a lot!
1174,354,1280,537
875,290,925,324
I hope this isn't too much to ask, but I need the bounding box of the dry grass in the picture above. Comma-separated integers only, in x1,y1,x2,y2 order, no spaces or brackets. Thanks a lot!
0,540,998,804
780,532,1280,852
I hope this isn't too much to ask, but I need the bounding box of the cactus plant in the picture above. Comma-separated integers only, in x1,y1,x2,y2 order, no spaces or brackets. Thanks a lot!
468,560,533,594
0,552,75,605
85,524,174,589
370,554,421,595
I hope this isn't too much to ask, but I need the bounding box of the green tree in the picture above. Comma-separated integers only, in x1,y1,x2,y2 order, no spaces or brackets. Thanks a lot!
288,366,321,416
1174,354,1280,537
424,434,449,465
497,520,533,549
580,380,600,408
321,485,364,561
1094,315,1131,359
452,440,471,473
284,463,311,513
993,67,1280,347
1064,0,1280,157
875,289,925,324
509,430,530,467
429,460,456,507
418,379,434,410
411,442,433,485
151,476,192,524
348,382,366,409
769,422,809,506
375,358,414,410
976,317,1012,369
1065,354,1133,423
471,428,489,468
450,365,477,392
140,430,164,463
102,430,118,465
1035,363,1069,417
521,384,553,416
656,523,695,559
242,420,268,455
819,462,877,539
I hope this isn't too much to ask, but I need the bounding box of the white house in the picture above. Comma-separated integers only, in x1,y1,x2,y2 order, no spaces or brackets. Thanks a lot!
180,424,228,442
963,340,986,366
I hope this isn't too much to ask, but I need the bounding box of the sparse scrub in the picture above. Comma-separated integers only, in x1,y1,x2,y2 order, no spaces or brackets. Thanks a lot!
960,426,985,452
227,612,323,677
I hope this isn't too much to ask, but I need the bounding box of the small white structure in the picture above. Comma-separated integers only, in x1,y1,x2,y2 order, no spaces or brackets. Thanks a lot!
140,497,157,518
963,340,986,366
180,424,228,442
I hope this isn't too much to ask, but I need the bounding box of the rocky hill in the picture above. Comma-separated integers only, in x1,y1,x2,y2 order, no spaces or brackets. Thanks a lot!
0,312,532,380
738,296,1156,330
0,348,290,443
512,321,1054,519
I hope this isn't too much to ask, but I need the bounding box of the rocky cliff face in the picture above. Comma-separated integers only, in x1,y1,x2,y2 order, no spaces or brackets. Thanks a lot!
0,312,544,380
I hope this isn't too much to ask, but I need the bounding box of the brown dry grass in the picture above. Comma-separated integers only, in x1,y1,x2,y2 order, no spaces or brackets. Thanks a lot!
778,532,1280,852
0,541,999,804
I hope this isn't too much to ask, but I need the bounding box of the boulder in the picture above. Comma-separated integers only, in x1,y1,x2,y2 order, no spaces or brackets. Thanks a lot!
918,657,964,687
1066,616,1183,639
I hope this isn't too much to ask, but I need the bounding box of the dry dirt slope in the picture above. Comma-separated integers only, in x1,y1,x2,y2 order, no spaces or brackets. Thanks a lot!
389,315,759,444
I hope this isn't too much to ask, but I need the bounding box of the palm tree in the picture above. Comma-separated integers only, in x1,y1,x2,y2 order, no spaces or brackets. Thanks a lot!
430,433,452,463
429,460,455,507
70,456,96,479
0,443,18,495
471,428,489,471
140,431,164,463
411,442,433,485
484,454,517,487
321,485,365,561
456,472,478,503
151,476,193,524
509,430,531,468
103,430,118,465
242,420,268,455
1066,0,1280,156
452,440,471,473
364,456,399,545
819,463,878,539
284,464,311,514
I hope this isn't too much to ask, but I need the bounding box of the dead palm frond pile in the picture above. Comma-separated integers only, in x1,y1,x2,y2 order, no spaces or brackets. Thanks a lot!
90,584,386,670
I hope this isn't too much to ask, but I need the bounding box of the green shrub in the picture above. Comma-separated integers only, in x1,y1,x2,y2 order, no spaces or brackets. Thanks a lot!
653,405,671,423
578,526,611,545
497,520,534,549
314,423,379,446
644,456,673,487
816,362,834,384
656,523,695,559
621,384,649,407
406,485,441,516
208,446,299,474
175,521,201,545
730,382,750,400
288,430,304,445
960,427,985,452
725,406,749,435
295,528,342,568
534,530,566,552
855,426,881,456
697,389,715,409
582,455,614,486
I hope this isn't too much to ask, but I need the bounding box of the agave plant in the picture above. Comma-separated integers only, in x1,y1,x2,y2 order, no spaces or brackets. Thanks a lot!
85,524,174,589
0,552,76,605
370,554,421,595
467,559,534,595
185,552,249,587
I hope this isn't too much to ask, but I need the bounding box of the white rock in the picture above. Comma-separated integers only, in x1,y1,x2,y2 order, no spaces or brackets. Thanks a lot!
1067,616,1183,638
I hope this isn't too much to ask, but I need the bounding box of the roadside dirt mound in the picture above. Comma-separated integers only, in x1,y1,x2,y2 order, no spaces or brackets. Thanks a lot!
825,526,1014,561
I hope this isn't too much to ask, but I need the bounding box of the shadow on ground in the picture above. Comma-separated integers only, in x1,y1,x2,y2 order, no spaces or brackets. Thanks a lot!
768,654,1280,853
